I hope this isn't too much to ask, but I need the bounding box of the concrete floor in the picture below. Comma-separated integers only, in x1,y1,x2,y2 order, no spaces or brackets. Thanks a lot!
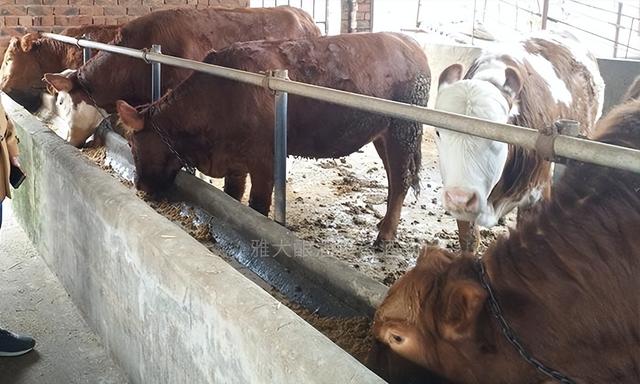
0,201,129,384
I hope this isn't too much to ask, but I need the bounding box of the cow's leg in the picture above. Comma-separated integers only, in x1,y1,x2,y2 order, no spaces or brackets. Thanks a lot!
223,171,247,201
373,137,391,230
248,166,273,216
457,219,479,254
375,122,422,246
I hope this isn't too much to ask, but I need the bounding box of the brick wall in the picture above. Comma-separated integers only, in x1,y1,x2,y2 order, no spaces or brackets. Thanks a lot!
340,0,371,33
0,0,247,58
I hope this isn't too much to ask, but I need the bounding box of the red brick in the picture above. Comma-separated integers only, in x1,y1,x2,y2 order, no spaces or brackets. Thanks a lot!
0,6,27,16
78,6,102,15
69,0,93,4
54,15,69,24
27,6,54,15
42,0,68,5
91,15,104,23
94,0,116,5
18,15,32,25
126,5,149,15
0,26,28,35
0,0,12,6
103,6,125,15
39,15,55,25
4,16,19,26
104,15,119,24
142,0,162,5
54,6,80,15
164,0,183,5
14,0,40,5
119,0,140,5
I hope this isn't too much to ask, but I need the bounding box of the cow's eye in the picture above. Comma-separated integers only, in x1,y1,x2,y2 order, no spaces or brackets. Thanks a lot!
390,334,404,344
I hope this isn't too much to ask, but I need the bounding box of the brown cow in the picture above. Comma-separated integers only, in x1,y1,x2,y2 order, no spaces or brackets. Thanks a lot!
43,6,321,113
433,30,604,252
116,32,431,245
0,24,120,111
369,100,640,383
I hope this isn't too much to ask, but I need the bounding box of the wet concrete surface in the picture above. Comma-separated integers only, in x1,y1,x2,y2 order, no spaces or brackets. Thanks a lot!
0,202,129,384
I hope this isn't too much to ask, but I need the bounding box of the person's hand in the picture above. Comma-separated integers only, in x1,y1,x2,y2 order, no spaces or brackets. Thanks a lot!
10,156,25,175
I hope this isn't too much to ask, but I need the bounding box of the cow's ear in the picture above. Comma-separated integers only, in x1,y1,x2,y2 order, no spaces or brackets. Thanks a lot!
116,100,144,132
20,33,41,52
503,67,523,99
43,73,74,93
438,64,464,89
416,245,456,270
438,280,486,342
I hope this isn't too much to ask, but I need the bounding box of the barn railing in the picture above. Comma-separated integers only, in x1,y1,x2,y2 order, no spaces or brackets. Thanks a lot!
42,32,640,225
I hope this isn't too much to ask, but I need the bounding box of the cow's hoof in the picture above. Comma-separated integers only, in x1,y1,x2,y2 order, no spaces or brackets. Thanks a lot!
373,237,395,252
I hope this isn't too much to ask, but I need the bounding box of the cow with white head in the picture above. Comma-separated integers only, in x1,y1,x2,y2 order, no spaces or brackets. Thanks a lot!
433,30,604,251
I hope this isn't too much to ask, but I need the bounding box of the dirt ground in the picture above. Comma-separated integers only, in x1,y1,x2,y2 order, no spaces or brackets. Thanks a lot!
188,125,515,287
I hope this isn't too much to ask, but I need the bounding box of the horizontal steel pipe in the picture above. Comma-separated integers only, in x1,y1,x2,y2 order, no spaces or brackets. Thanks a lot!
41,33,640,174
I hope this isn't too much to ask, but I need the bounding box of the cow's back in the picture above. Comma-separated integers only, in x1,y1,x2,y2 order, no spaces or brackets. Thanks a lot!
467,31,603,136
81,6,321,108
204,32,430,157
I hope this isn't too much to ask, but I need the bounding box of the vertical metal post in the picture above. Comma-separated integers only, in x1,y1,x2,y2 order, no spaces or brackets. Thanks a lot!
552,119,580,185
416,0,423,28
81,35,91,64
541,0,549,29
273,69,289,225
324,0,330,35
614,2,623,58
472,0,477,44
151,44,161,102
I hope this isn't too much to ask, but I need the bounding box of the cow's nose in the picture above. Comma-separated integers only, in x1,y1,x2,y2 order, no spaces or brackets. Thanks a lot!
444,187,480,213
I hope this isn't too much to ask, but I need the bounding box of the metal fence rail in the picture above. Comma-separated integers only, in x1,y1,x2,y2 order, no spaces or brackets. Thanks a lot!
41,32,640,222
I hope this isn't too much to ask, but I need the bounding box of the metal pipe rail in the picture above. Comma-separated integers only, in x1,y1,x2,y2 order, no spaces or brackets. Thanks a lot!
42,32,640,176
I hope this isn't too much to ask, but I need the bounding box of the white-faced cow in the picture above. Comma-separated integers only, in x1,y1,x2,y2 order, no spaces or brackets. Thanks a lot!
116,32,431,246
369,99,640,384
433,30,604,251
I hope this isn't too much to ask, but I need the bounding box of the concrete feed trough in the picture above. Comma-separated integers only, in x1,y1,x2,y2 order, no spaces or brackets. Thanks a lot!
2,93,386,384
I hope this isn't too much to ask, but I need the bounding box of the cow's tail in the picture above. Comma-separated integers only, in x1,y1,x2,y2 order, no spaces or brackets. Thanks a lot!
394,72,430,197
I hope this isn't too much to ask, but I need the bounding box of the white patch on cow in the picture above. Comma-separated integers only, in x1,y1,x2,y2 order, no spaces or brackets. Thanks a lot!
531,29,605,120
476,40,573,108
526,53,573,106
56,92,105,147
434,79,510,224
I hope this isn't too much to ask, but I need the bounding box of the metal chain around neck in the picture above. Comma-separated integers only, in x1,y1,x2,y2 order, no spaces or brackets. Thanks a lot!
146,111,196,175
475,256,577,384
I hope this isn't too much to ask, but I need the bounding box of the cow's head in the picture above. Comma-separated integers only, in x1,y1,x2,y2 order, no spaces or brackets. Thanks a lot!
433,64,522,227
45,70,106,147
1,34,50,111
116,100,182,194
369,246,487,383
